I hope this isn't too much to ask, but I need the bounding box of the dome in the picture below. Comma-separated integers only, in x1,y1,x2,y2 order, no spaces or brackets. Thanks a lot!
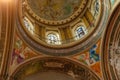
24,0,88,25
17,0,107,56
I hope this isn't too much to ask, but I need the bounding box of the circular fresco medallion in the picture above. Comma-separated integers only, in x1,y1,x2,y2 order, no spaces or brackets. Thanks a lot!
26,0,87,25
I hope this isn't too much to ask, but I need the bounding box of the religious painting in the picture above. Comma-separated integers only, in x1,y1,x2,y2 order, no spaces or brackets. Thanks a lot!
73,44,100,65
11,34,38,67
73,39,101,77
27,0,81,21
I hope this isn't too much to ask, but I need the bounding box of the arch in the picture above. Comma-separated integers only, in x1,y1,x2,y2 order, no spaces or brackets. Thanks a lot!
102,2,120,80
10,57,100,80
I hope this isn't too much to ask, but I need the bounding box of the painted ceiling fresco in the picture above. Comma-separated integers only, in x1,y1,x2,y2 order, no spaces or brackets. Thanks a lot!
27,0,81,21
73,39,102,77
10,33,38,72
10,33,102,79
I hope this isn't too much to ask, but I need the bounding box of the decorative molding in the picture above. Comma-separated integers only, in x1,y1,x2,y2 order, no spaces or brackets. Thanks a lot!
102,2,120,80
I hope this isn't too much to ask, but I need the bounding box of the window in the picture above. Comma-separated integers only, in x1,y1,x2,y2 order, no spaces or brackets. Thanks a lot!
47,33,60,45
23,17,34,34
75,26,87,40
94,0,99,16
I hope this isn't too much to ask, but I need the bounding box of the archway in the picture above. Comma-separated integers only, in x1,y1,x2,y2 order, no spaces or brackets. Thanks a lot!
10,57,100,80
102,2,120,80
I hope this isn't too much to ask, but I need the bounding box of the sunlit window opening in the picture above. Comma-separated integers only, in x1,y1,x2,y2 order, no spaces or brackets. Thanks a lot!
47,33,61,45
23,17,34,34
75,26,87,40
94,0,100,16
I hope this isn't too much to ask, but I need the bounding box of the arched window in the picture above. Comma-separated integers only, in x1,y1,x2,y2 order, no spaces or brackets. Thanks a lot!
94,0,99,16
23,17,34,34
75,26,87,40
47,33,60,45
